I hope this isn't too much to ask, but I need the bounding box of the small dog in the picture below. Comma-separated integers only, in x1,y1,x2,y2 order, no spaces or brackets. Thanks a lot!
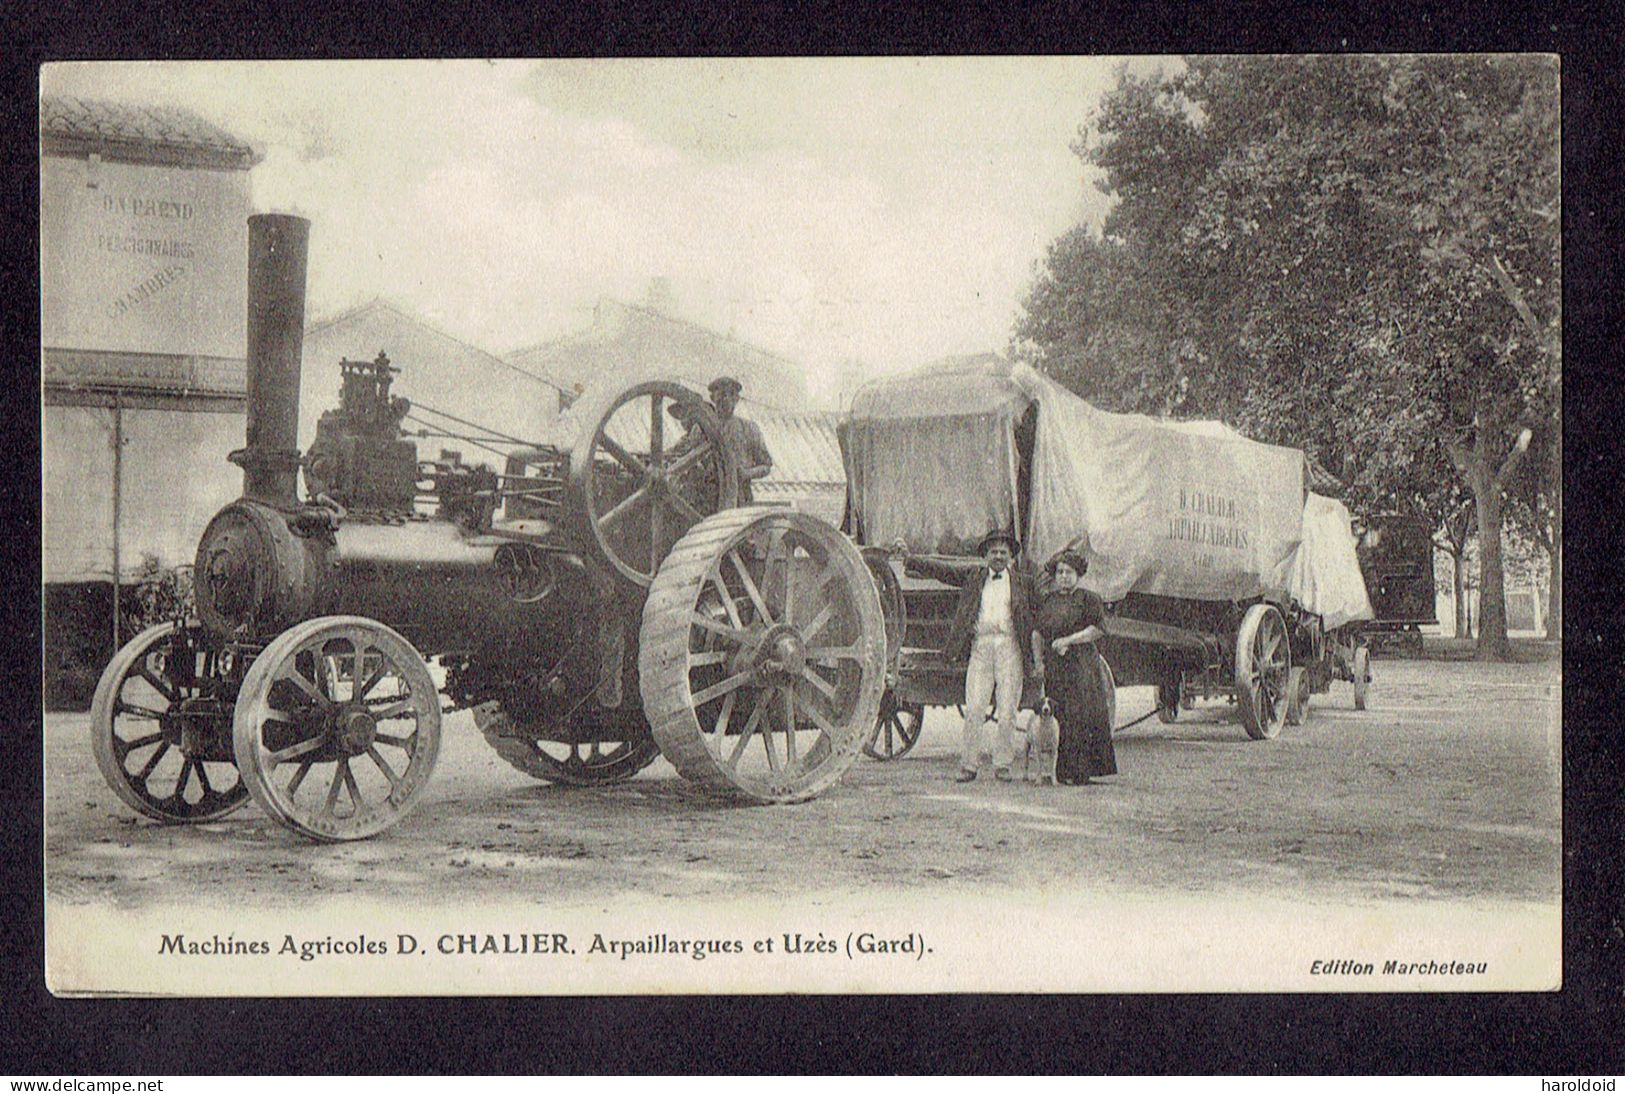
1024,701,1060,785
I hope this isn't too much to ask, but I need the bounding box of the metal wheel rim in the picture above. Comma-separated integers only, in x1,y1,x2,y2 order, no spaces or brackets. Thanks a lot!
864,694,924,760
473,701,660,785
90,621,249,823
233,616,441,841
577,382,733,587
640,508,885,802
1353,647,1371,709
1237,604,1291,739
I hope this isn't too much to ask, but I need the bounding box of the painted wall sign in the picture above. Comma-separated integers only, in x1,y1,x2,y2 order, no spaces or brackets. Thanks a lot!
41,155,251,361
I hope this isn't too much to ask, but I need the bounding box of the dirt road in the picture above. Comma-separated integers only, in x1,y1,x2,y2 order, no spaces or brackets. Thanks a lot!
46,655,1560,912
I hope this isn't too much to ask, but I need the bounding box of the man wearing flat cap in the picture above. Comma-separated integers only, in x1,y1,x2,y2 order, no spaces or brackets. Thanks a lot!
891,527,1037,782
708,376,773,507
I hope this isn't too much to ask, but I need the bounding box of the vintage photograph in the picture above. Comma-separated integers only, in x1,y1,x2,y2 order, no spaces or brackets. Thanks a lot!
39,57,1561,995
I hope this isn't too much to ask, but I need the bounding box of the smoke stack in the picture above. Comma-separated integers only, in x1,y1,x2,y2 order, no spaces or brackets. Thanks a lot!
230,214,310,506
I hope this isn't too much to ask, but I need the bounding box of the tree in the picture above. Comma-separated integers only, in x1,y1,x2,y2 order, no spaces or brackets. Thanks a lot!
1015,55,1559,659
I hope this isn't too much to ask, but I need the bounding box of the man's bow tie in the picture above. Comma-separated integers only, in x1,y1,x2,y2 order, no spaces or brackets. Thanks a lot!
988,572,1004,581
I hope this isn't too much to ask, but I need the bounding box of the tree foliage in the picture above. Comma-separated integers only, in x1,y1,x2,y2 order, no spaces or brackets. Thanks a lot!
1013,55,1559,657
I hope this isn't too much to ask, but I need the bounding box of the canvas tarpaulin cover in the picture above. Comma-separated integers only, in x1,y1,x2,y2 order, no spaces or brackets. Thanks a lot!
839,357,1028,557
842,356,1315,604
1285,493,1376,630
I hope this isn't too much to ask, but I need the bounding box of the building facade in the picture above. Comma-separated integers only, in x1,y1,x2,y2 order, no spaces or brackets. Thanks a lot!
41,96,260,706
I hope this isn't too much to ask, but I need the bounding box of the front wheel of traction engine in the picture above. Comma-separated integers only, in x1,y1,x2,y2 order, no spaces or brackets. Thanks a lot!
91,621,250,823
233,616,441,841
638,508,887,803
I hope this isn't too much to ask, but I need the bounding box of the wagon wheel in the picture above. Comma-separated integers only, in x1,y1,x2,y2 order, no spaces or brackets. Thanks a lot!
233,616,441,841
1235,603,1291,740
859,547,905,668
473,701,660,785
639,507,886,802
1284,665,1311,726
1353,645,1371,710
569,380,736,588
864,692,924,761
90,621,249,823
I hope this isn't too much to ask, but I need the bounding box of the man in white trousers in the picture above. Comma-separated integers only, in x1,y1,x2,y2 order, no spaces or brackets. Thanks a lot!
892,528,1037,782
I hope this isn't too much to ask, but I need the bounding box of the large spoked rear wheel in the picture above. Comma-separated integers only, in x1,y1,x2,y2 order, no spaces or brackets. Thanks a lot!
1236,603,1291,740
90,621,249,823
473,701,660,785
233,616,441,841
638,508,887,802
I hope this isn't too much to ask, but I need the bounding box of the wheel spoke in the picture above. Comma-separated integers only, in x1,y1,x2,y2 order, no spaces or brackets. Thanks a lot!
664,490,705,524
781,552,796,627
322,761,346,816
799,664,839,702
372,698,415,720
341,761,363,811
194,762,214,794
174,756,194,800
759,694,782,772
374,732,413,749
706,572,745,629
312,650,335,701
649,394,665,464
799,601,836,645
286,758,316,795
711,689,737,750
117,731,166,757
690,612,753,647
116,700,167,720
688,649,732,668
793,562,841,622
666,439,715,478
137,664,179,703
649,492,665,573
728,550,775,626
599,485,652,531
807,643,865,663
356,658,389,700
727,694,767,767
278,666,329,708
136,742,171,782
597,431,647,476
268,735,325,766
792,690,842,739
690,670,755,708
780,688,799,765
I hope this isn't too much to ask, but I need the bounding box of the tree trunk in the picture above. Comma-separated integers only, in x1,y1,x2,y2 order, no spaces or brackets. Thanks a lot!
1450,546,1468,638
1474,474,1511,660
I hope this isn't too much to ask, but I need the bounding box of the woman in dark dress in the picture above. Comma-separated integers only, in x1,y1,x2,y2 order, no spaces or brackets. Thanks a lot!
1036,549,1116,785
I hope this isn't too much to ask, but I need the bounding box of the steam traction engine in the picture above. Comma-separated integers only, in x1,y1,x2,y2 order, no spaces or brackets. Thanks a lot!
90,215,886,841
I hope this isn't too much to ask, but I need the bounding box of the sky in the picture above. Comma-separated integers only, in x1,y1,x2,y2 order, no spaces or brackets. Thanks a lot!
43,58,1158,403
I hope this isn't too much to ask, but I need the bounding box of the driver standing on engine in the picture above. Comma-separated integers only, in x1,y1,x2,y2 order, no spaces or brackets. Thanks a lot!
708,376,773,507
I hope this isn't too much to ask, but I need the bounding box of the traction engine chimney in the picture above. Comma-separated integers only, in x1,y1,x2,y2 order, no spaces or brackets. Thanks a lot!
230,213,311,506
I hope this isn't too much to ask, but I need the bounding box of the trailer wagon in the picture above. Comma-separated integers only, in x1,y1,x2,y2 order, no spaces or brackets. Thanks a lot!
838,356,1375,758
